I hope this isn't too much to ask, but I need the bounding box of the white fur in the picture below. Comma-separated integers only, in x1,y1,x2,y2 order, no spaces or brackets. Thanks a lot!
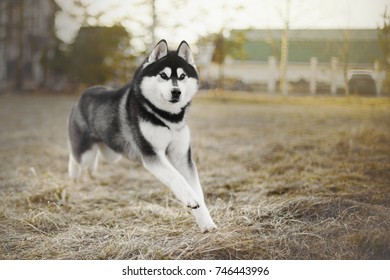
68,153,81,179
177,42,195,66
98,142,122,163
147,40,168,64
140,121,172,151
69,144,99,179
161,67,172,78
140,75,198,114
68,144,121,180
166,127,216,231
140,121,201,207
140,121,216,231
80,144,98,176
177,68,184,77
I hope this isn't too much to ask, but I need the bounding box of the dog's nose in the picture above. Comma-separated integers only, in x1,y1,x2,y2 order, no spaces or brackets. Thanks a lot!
171,89,181,99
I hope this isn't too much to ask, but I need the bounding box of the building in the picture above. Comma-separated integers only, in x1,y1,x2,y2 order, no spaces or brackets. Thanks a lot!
0,0,60,91
200,29,383,93
242,29,380,64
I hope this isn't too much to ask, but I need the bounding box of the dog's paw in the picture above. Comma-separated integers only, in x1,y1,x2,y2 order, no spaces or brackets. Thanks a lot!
200,222,218,233
186,199,200,209
176,189,201,209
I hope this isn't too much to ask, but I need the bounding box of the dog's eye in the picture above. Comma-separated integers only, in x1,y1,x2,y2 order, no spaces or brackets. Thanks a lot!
178,74,187,80
159,73,169,80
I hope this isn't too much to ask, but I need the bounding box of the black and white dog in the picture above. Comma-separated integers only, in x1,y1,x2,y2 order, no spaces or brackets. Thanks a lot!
68,40,217,232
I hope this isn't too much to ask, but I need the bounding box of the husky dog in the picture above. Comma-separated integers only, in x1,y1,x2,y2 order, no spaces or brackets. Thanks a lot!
68,40,217,232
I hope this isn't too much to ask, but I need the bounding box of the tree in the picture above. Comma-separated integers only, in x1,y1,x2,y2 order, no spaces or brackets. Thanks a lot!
133,0,189,49
341,29,351,95
279,0,291,96
378,8,390,94
55,0,134,86
209,31,246,89
56,0,111,28
69,25,132,85
1,0,26,90
43,39,70,83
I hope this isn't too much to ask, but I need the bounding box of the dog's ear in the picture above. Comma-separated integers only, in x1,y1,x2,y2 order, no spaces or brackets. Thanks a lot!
177,41,195,66
148,39,168,63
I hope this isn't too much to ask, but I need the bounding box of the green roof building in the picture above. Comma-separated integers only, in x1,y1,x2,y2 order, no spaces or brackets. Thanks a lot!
236,29,381,65
200,29,383,94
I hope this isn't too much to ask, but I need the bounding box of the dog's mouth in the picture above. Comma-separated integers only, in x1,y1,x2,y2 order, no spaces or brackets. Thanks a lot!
161,95,180,104
170,98,180,103
162,93,181,104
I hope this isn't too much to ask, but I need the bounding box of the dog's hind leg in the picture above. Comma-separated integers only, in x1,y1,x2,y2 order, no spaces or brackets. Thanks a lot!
80,144,99,178
97,142,122,163
68,146,98,179
68,152,81,179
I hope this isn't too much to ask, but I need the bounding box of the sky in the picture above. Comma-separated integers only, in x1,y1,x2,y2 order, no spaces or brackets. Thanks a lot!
55,0,390,47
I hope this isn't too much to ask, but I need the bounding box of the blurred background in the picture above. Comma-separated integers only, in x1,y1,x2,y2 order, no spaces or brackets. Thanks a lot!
1,1,390,260
0,0,389,95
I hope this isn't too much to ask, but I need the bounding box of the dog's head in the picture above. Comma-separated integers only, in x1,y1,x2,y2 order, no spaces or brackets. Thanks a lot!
138,40,199,113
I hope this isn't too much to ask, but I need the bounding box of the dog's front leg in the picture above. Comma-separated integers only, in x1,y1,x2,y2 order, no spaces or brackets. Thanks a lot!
167,147,217,233
142,153,202,210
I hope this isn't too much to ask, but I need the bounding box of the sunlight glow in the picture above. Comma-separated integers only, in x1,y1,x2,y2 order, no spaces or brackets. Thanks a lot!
55,0,390,47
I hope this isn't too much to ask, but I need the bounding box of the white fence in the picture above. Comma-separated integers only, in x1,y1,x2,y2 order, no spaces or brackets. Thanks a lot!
200,57,384,95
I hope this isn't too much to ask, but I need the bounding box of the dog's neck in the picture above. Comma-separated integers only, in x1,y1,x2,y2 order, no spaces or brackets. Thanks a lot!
137,93,190,124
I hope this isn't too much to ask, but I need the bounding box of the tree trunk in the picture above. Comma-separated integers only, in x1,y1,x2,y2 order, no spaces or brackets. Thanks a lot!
15,0,25,91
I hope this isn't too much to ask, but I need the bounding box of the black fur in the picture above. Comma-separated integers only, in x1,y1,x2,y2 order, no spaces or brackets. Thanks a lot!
140,51,198,80
68,44,198,163
138,94,190,123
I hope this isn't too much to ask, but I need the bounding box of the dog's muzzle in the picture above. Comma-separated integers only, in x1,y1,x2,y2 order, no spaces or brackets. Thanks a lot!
170,89,181,103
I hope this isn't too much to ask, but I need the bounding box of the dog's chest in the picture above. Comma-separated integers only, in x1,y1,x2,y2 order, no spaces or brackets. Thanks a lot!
139,121,189,153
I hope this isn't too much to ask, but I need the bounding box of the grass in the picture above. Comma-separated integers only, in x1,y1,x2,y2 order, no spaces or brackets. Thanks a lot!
0,91,389,259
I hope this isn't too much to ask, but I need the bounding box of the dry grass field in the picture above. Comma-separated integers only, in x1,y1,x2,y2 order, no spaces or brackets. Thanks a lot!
0,91,389,259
